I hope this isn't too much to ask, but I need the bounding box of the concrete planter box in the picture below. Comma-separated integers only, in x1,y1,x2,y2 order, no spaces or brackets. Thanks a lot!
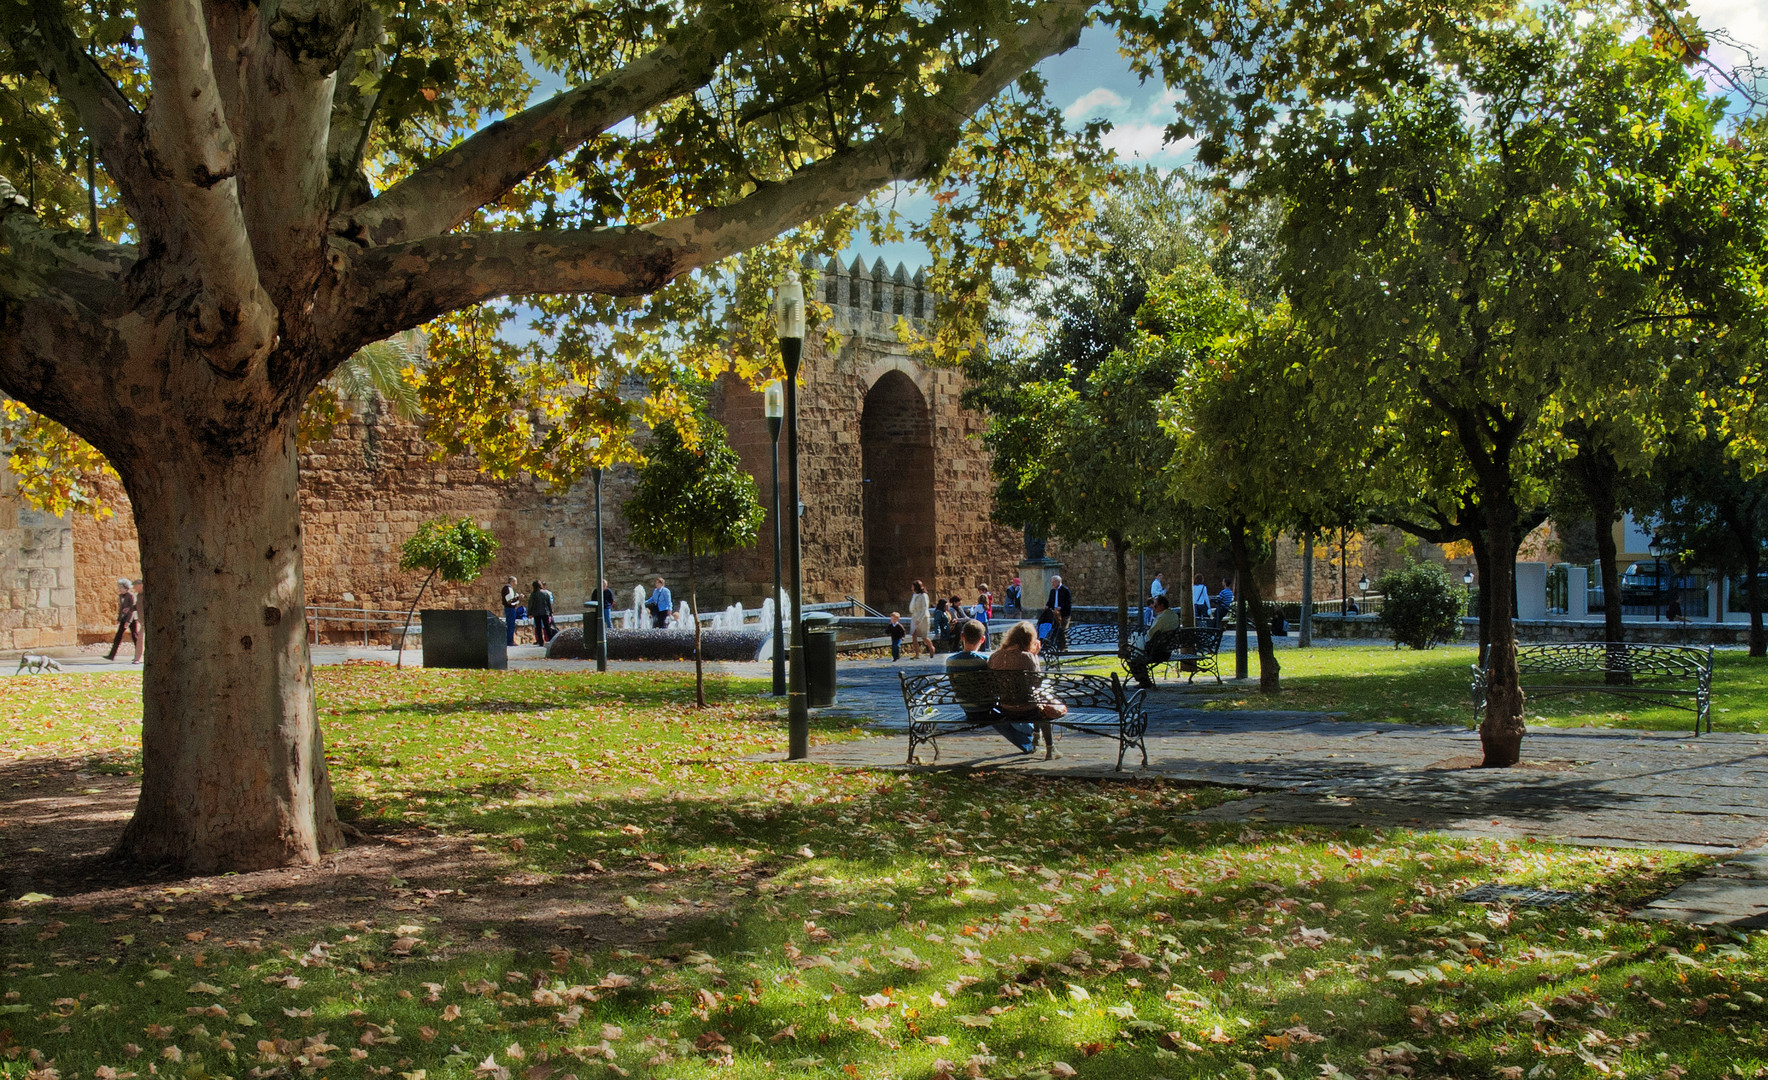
420,609,508,669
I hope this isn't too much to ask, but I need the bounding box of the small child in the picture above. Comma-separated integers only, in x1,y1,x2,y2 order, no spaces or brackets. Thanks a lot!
888,612,907,661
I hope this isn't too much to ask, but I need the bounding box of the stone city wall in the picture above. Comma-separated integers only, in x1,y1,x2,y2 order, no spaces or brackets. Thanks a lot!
0,469,77,651
73,408,708,644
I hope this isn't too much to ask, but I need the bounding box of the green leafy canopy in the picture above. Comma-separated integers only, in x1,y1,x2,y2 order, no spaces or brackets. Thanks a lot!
624,420,765,560
398,516,501,583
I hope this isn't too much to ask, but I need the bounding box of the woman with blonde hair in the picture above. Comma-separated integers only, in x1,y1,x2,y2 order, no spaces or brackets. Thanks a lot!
987,619,1067,756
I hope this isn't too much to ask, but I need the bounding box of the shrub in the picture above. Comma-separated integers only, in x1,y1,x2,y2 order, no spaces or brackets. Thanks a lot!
1376,561,1466,649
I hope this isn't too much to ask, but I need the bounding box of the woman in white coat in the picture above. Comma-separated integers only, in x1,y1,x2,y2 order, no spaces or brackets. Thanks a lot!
907,579,934,659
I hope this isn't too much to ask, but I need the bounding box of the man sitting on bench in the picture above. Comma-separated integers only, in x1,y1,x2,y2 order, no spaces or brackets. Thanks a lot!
945,618,1035,753
1128,594,1181,689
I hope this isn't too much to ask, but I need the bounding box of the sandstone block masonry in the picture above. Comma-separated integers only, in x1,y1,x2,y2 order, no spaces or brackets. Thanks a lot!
54,253,1169,643
0,469,77,651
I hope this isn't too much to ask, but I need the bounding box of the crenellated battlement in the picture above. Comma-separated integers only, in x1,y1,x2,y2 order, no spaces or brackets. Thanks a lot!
800,253,934,342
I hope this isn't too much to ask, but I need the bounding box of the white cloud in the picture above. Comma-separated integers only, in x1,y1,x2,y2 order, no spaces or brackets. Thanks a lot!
1064,87,1129,121
1100,121,1194,165
1688,0,1766,63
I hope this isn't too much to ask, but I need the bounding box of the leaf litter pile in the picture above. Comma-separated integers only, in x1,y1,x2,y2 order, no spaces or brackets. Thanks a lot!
2,667,1765,1080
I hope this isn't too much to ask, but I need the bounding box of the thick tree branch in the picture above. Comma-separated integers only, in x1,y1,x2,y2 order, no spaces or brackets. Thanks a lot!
138,0,277,370
6,0,160,221
336,0,1090,347
335,11,741,249
0,176,129,430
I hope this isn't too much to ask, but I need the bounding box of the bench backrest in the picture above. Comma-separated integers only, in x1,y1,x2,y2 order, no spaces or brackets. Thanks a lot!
1513,642,1712,681
900,670,1124,714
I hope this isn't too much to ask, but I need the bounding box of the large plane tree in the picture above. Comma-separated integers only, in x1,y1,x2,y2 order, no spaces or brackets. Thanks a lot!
0,0,1114,873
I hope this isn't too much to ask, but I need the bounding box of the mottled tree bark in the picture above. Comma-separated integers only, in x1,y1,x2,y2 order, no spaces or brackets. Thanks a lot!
114,426,344,870
1477,483,1525,768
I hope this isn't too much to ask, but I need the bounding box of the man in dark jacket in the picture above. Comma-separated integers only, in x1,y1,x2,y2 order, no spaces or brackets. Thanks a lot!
1046,575,1073,649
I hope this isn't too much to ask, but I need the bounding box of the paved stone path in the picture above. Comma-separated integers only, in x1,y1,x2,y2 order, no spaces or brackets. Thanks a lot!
790,660,1768,927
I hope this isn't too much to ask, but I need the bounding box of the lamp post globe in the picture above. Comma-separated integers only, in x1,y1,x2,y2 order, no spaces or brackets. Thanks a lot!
1357,573,1370,594
764,380,786,697
775,272,809,758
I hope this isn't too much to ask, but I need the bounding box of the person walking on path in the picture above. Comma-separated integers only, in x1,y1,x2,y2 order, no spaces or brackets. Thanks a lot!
888,613,907,661
944,619,1035,753
977,582,994,621
645,577,673,629
528,580,555,644
1045,575,1073,649
106,577,139,661
130,579,144,663
500,576,522,646
600,579,616,628
1149,572,1166,603
908,580,934,659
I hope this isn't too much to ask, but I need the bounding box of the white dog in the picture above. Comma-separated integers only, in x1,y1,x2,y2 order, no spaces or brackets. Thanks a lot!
15,655,63,674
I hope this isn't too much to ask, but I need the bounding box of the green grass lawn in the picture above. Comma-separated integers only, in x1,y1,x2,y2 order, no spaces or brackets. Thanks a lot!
1073,644,1767,734
2,666,1765,1080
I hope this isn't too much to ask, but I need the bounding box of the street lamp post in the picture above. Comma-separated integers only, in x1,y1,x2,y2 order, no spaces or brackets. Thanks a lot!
591,436,607,673
765,380,786,697
776,273,809,758
1358,572,1370,615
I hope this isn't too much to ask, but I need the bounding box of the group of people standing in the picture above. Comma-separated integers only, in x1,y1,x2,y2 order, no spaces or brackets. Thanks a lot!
1147,571,1234,627
500,576,559,646
886,575,1077,661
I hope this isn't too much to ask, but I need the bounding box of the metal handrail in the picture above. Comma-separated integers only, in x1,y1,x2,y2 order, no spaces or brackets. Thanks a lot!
845,595,888,618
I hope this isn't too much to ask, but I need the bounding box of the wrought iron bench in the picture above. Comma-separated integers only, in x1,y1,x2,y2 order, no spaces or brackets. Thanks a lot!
897,669,1149,771
1042,621,1119,671
1125,625,1225,685
1470,642,1714,734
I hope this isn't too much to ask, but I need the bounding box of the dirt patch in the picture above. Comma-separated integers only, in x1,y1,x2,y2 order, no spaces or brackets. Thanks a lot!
1425,754,1582,773
0,753,756,954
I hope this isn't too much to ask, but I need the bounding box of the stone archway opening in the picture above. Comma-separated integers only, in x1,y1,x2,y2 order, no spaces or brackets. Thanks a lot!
860,370,936,612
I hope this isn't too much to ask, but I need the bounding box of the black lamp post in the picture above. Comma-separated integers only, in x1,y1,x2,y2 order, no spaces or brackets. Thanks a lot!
591,435,607,673
776,273,809,758
1358,572,1370,614
765,379,786,697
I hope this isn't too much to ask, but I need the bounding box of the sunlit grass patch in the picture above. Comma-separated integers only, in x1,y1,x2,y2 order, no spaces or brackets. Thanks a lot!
3,666,1765,1080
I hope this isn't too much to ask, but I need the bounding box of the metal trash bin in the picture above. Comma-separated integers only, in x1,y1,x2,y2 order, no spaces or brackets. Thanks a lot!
582,600,603,654
803,612,839,707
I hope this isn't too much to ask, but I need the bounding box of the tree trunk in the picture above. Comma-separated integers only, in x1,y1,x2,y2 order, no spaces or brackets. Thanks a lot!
1113,535,1130,653
396,567,438,669
689,528,705,707
1590,489,1630,683
1478,486,1526,768
1471,535,1491,667
1584,460,1627,656
1747,543,1764,658
114,429,345,872
1229,519,1280,692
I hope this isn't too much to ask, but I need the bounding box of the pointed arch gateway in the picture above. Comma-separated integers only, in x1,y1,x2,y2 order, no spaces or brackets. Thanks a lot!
861,370,937,612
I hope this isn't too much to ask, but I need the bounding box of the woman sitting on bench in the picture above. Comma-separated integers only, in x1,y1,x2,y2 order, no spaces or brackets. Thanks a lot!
989,621,1069,732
